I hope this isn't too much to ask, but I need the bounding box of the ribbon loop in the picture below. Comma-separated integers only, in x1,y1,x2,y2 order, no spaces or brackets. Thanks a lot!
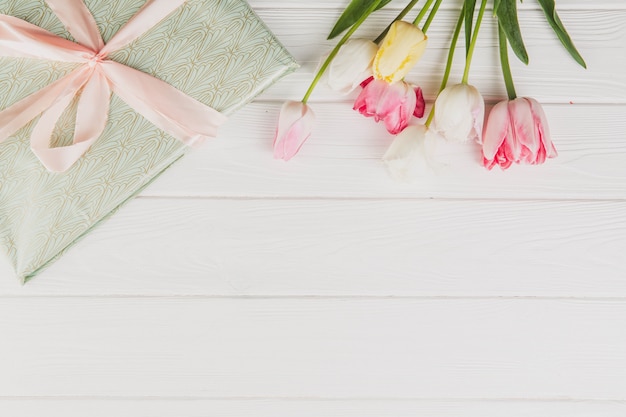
45,0,104,52
0,67,85,141
101,0,188,56
0,15,91,62
29,66,103,173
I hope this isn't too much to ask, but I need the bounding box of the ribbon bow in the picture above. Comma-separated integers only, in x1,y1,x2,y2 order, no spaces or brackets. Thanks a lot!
0,0,228,172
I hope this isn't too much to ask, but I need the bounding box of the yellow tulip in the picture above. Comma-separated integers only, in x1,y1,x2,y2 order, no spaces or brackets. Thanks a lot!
373,21,428,84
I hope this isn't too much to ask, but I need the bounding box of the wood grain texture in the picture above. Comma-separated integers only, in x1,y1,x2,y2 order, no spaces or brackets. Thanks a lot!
1,298,626,398
1,199,624,296
1,399,626,417
1,0,625,414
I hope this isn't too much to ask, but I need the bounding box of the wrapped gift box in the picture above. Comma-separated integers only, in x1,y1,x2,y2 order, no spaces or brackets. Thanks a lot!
0,0,297,282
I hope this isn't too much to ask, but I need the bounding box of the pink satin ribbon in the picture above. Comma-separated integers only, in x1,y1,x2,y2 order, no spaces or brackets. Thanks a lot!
0,0,228,173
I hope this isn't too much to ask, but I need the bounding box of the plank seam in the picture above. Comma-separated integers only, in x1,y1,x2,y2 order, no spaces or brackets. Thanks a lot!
133,196,626,203
2,295,626,300
251,6,626,12
0,396,625,402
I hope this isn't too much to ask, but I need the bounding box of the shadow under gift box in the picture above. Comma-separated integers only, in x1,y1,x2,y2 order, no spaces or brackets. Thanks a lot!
0,0,298,283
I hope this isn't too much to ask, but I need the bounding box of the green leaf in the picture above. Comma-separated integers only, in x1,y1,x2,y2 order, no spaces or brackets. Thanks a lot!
328,0,392,40
536,0,587,68
496,0,529,64
464,0,477,56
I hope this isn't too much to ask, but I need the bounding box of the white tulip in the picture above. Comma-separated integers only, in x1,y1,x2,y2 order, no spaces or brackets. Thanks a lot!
433,83,485,143
322,39,378,95
382,124,435,181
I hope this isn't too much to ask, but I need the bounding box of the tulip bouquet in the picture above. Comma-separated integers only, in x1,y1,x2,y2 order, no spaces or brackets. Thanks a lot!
272,0,585,178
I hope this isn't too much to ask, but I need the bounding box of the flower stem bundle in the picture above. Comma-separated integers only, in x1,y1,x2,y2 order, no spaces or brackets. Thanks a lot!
272,0,586,175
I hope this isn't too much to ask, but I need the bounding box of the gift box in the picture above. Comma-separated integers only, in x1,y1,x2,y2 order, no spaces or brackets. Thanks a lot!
0,0,297,283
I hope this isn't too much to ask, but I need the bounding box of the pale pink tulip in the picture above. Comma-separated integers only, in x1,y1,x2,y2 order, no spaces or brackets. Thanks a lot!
273,101,315,161
482,97,557,170
433,83,484,143
354,78,425,135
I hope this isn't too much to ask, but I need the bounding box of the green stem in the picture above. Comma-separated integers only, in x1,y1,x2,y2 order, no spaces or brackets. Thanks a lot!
461,0,488,84
421,0,443,33
412,0,435,26
424,101,436,128
302,0,383,103
498,22,517,100
425,4,465,128
374,0,421,44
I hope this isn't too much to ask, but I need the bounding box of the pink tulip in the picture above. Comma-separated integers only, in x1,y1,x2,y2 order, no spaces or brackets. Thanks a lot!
273,100,315,161
482,97,557,170
354,78,425,135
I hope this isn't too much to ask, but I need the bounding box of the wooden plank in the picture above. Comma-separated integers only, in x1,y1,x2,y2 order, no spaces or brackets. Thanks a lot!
138,103,626,200
0,1,622,411
1,399,625,417
0,298,625,398
1,199,624,295
251,9,626,103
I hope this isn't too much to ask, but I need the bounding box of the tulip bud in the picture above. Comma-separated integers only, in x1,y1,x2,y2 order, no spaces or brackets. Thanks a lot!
373,21,428,84
433,83,485,143
273,101,315,161
322,39,379,94
482,97,557,170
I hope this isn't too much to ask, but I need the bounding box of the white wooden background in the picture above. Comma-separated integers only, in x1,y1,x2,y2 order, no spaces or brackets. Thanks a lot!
1,0,626,415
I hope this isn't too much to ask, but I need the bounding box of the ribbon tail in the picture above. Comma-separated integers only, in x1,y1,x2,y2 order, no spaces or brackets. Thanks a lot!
45,0,104,51
0,68,89,145
30,68,110,173
102,61,227,148
101,0,188,55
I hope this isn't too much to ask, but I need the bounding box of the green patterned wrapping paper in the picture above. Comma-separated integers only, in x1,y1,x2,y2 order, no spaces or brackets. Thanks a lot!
0,0,297,282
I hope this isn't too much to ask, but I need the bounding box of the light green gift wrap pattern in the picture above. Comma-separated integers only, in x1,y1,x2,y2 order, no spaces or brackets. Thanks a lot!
0,0,297,282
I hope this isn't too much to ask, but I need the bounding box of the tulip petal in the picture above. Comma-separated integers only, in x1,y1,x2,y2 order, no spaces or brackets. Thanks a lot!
413,86,425,118
374,21,427,84
354,79,385,117
354,79,416,135
381,83,415,134
360,76,374,88
434,84,484,143
470,90,485,143
509,98,538,162
325,39,379,95
482,100,510,161
527,97,558,159
273,101,315,161
383,124,428,181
